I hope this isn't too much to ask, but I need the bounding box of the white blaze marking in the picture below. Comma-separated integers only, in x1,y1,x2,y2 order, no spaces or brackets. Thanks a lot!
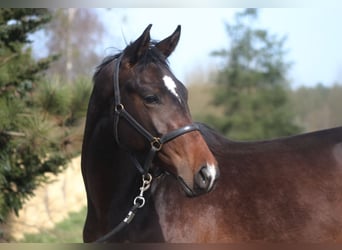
163,75,181,103
207,163,218,190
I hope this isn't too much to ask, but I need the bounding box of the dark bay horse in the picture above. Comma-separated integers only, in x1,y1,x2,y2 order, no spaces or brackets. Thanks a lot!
82,24,342,242
81,24,218,242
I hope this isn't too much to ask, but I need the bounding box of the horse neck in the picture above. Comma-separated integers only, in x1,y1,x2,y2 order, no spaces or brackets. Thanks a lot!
100,137,143,205
82,111,141,204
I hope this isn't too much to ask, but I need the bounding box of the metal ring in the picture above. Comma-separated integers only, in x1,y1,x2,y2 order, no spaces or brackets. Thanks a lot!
143,173,152,183
133,196,145,208
115,104,124,113
151,137,162,151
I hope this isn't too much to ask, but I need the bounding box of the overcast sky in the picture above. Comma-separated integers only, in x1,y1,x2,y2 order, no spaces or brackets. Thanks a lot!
31,8,342,88
95,8,342,88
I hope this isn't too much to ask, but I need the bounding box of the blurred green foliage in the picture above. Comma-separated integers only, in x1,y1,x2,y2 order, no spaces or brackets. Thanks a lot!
189,82,342,135
289,84,342,131
204,9,302,140
0,9,91,236
18,207,86,243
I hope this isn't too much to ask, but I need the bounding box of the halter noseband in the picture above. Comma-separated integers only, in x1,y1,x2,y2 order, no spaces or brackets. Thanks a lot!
112,54,200,175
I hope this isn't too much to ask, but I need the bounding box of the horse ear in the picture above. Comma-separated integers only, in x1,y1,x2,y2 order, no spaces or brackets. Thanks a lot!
123,24,152,66
155,25,181,58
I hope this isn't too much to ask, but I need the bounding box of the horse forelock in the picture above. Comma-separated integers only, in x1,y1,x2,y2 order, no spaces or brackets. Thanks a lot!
93,41,170,80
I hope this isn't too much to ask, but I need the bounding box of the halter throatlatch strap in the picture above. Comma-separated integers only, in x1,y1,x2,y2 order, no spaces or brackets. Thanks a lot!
113,54,124,146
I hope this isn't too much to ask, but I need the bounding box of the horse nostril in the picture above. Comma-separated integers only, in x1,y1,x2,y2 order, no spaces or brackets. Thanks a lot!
195,166,211,190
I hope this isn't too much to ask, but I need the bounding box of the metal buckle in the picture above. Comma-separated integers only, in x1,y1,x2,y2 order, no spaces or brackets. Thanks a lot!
150,137,162,151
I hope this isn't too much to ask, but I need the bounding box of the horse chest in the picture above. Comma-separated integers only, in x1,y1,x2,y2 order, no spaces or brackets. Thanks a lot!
153,184,231,243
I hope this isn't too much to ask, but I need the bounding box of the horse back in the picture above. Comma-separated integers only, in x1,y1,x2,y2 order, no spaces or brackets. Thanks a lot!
155,125,342,242
208,125,342,241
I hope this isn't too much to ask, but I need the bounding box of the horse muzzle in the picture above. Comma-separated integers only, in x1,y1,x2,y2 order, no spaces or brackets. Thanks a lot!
178,163,220,197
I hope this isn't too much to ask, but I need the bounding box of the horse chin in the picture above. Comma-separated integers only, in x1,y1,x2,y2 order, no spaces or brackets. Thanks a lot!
177,176,197,197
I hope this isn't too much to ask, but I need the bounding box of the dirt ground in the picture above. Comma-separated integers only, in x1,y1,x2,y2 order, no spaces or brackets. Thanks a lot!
1,156,87,240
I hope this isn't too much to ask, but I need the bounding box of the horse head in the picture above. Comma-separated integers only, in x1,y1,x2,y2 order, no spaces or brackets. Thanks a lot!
94,24,219,196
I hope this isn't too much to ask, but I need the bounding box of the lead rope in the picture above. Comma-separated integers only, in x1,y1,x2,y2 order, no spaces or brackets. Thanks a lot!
94,173,152,243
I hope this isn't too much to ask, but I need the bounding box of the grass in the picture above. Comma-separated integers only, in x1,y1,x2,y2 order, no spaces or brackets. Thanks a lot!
18,207,87,243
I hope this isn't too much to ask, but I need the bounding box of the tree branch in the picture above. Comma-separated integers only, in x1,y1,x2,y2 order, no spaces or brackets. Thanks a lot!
0,53,18,67
1,131,26,137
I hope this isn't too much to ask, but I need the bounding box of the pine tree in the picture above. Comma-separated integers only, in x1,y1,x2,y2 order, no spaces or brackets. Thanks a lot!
0,9,69,226
209,9,302,140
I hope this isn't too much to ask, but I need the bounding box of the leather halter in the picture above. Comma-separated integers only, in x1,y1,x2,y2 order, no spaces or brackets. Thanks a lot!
95,53,200,243
112,53,200,175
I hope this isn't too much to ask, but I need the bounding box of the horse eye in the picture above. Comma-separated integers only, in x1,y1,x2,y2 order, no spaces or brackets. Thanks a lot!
144,95,160,104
